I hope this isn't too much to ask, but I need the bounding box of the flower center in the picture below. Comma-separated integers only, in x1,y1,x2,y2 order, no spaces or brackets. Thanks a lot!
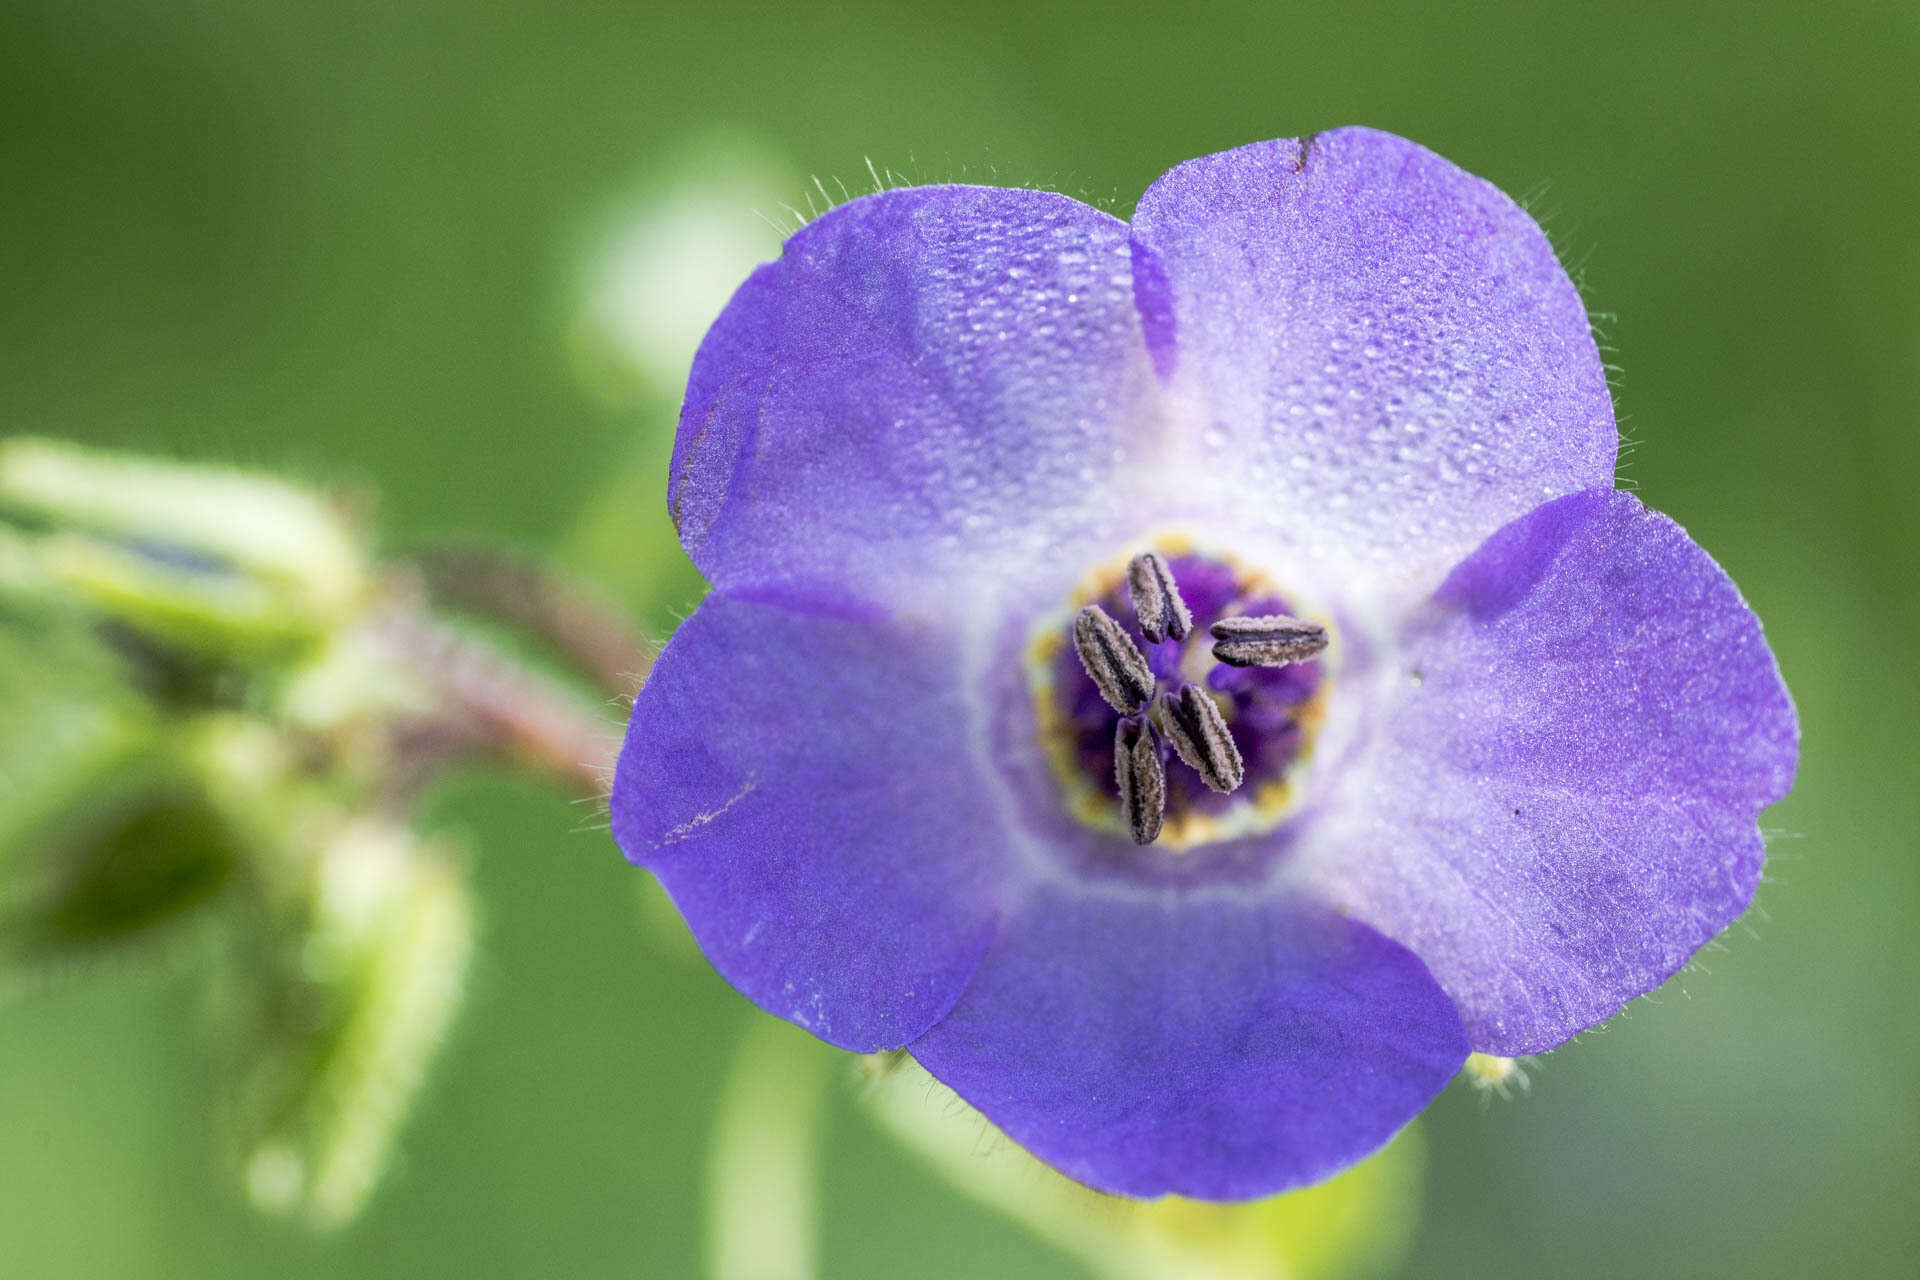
1025,540,1331,851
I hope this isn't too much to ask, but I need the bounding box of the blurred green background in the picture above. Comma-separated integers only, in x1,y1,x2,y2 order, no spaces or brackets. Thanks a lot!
3,1,1915,1276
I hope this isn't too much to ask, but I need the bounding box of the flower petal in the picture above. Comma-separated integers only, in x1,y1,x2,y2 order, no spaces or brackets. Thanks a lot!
1128,127,1616,587
910,886,1468,1200
672,185,1161,608
610,590,1009,1052
1295,489,1798,1054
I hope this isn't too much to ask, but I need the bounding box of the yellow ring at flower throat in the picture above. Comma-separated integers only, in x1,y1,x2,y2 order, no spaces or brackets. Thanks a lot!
1023,533,1330,853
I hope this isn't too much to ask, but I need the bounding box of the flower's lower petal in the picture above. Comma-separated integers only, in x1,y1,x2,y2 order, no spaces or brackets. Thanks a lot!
909,885,1468,1200
610,591,1008,1052
1296,489,1798,1054
1128,128,1616,588
672,185,1161,610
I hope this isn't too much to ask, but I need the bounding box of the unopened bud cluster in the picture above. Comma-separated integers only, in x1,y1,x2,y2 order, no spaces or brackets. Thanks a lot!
0,438,628,1229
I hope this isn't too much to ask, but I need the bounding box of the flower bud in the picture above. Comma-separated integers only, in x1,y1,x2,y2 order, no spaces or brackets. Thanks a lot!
217,823,473,1229
0,438,369,656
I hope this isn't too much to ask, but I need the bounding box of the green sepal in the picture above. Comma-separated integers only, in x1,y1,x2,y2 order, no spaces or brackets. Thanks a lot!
0,438,371,663
0,591,236,981
211,822,474,1229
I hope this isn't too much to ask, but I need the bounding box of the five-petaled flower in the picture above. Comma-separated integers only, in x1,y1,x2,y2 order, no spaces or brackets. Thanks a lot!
611,127,1798,1199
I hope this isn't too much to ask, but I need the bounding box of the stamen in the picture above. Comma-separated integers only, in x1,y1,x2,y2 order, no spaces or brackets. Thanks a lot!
1114,716,1166,845
1209,614,1329,668
1126,551,1192,644
1155,683,1245,794
1072,604,1155,714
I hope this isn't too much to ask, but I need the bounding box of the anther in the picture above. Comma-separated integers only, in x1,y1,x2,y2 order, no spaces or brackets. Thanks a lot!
1155,683,1245,794
1072,604,1155,714
1126,551,1192,644
1209,614,1329,668
1114,716,1166,845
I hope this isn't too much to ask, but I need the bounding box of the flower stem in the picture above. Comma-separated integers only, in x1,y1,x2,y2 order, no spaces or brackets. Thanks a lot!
707,1018,829,1280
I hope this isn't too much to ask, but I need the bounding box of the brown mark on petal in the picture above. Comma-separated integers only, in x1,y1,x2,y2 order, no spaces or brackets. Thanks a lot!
1114,716,1166,845
1209,614,1329,668
1156,683,1245,794
1126,551,1192,644
1072,604,1155,714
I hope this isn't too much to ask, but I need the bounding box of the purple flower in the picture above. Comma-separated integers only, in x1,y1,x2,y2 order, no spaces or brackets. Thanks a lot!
611,128,1798,1199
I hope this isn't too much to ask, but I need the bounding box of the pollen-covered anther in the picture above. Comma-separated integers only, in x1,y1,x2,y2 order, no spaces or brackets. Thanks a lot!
1126,551,1192,644
1072,604,1156,714
1209,614,1330,668
1114,716,1166,846
1155,683,1245,794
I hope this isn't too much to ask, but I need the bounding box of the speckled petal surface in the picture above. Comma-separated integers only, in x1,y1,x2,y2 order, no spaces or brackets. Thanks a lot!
909,885,1468,1200
671,184,1162,610
1129,127,1617,588
611,591,1008,1052
614,128,1801,1201
1293,489,1798,1054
